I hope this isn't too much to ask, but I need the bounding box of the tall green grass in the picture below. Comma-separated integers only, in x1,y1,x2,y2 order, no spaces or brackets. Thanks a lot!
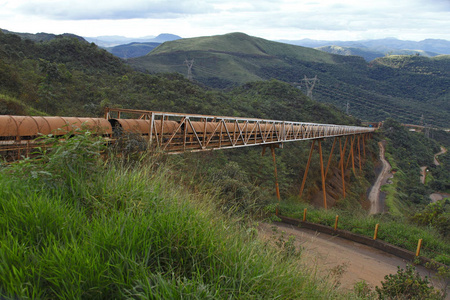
0,133,360,299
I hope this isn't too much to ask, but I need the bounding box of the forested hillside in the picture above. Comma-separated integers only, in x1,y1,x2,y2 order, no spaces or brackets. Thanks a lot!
1,28,449,298
129,32,450,128
0,29,366,205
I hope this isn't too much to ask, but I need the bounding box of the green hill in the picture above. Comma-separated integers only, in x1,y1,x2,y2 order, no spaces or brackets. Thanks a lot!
128,32,450,128
0,30,356,125
106,42,161,59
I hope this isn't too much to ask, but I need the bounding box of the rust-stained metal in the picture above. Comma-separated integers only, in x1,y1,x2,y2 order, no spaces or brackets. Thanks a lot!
299,140,315,199
1,108,377,211
339,137,348,198
0,115,112,159
0,115,112,139
318,139,327,209
324,137,337,178
105,107,375,154
270,145,281,215
358,134,362,171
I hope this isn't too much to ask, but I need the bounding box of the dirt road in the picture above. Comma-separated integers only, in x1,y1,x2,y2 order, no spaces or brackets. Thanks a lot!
259,222,449,296
368,142,390,215
434,146,447,166
421,166,427,184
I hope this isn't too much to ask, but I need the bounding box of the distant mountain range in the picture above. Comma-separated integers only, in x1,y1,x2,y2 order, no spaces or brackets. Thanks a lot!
84,34,181,48
316,45,440,62
85,34,182,59
279,37,450,54
105,42,161,59
100,35,450,61
279,38,450,61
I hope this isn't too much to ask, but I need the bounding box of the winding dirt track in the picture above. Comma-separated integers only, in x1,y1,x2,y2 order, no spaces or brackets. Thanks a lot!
368,141,390,215
434,146,447,166
259,222,449,296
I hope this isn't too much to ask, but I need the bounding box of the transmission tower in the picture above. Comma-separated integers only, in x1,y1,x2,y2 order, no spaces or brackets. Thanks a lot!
184,59,194,81
425,124,431,138
346,101,350,115
301,75,319,99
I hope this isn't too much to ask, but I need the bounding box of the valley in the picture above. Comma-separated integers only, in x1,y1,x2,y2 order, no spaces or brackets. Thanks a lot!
0,28,449,299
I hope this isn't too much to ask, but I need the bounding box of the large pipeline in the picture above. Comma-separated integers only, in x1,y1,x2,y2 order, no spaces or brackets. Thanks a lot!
0,114,375,158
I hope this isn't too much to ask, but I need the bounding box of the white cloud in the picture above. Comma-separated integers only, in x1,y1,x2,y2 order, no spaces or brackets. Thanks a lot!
0,0,448,41
16,0,215,20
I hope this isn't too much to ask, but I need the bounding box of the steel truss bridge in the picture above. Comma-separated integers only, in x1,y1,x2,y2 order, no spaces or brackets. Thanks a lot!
106,108,376,210
0,108,376,210
105,108,374,153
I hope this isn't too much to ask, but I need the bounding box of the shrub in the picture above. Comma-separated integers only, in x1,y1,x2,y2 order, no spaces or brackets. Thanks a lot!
375,264,441,299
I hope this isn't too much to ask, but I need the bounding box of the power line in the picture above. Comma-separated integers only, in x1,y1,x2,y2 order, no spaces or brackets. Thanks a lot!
184,59,194,81
301,75,319,99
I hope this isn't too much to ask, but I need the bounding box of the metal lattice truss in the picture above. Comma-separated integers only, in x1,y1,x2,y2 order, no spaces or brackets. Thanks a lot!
105,108,375,153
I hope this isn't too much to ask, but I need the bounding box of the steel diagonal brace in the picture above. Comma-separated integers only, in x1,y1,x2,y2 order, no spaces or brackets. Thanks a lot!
187,118,203,149
233,120,246,145
204,120,223,147
162,117,186,151
222,120,234,145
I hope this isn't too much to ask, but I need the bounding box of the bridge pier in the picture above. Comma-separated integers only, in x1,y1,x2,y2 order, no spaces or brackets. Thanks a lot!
299,140,315,199
339,136,348,198
297,133,372,209
318,139,327,210
262,144,282,215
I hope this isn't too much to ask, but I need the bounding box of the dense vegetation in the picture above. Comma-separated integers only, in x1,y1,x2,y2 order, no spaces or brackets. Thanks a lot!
0,29,369,208
278,120,450,265
0,132,358,299
1,29,449,297
129,32,450,128
381,119,441,205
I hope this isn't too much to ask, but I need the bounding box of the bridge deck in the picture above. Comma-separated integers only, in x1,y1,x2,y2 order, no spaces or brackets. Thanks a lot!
105,108,375,153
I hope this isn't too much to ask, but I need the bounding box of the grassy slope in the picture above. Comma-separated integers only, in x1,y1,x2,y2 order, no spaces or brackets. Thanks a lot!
0,134,357,299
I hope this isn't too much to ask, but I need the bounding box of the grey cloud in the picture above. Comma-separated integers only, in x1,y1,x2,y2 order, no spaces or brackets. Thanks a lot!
17,0,215,20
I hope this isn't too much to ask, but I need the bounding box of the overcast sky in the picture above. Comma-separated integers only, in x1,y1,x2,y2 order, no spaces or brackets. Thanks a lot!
1,0,449,41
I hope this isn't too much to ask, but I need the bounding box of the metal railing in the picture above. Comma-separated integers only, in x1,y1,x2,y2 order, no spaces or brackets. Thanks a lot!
105,108,376,153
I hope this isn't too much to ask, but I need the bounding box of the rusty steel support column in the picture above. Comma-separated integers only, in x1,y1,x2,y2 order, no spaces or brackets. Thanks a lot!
299,140,315,199
346,135,354,170
318,139,327,209
339,137,347,198
325,137,337,178
363,133,367,159
358,134,362,171
270,145,281,215
351,135,356,173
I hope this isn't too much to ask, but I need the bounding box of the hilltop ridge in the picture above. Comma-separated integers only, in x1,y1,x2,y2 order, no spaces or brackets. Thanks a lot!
128,32,450,128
